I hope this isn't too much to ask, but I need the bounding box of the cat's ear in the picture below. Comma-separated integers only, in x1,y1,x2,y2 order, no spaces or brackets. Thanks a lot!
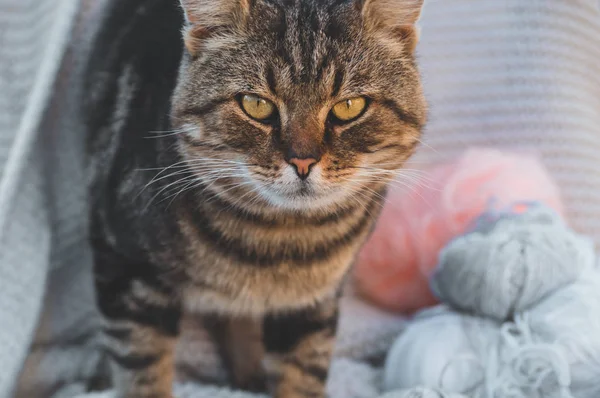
179,0,251,55
359,0,425,52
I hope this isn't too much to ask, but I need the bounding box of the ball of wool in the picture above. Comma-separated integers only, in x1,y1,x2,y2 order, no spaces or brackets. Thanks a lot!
523,269,600,397
380,386,467,398
382,306,592,397
480,270,600,398
383,307,499,394
430,205,595,321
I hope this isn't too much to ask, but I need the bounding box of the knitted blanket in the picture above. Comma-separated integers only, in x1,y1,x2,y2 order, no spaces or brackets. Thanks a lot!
1,1,599,398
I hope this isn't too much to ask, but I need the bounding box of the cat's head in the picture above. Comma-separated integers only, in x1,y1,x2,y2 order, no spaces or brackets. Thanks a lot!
171,0,427,213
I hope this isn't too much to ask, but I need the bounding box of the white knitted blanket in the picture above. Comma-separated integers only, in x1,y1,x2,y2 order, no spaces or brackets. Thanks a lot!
1,1,599,398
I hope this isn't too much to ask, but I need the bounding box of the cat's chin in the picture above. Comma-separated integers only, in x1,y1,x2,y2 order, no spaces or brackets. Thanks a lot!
255,184,353,213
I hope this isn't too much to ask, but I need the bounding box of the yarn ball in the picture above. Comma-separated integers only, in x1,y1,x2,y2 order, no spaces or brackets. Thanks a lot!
430,205,595,321
380,386,467,398
354,148,564,313
523,269,600,397
383,307,499,394
383,204,600,398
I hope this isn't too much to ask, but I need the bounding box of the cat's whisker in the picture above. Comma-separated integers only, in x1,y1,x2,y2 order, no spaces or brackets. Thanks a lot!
345,185,383,216
144,126,197,139
148,127,191,134
392,175,439,190
144,174,200,211
159,171,243,199
187,168,242,176
401,159,438,165
338,177,387,205
198,173,249,192
414,138,440,155
140,158,245,189
342,172,436,209
356,166,433,177
357,174,435,194
184,157,249,166
361,186,389,205
159,171,249,207
139,159,206,185
340,179,408,212
163,179,201,207
340,177,389,205
193,181,257,215
217,183,265,215
353,167,440,190
137,169,194,198
394,170,440,188
188,180,258,210
136,158,257,179
138,165,242,198
382,178,436,209
140,168,196,191
344,191,373,217
164,173,252,208
355,191,384,215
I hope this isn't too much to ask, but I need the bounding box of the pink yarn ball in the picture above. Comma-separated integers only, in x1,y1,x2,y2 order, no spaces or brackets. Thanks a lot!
354,148,564,314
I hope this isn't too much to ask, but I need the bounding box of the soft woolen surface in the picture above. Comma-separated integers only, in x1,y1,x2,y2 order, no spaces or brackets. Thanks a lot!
430,205,595,321
381,388,467,398
1,0,600,397
383,205,600,398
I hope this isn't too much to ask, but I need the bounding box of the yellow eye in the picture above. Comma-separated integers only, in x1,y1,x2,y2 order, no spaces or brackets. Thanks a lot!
240,94,275,121
331,97,367,122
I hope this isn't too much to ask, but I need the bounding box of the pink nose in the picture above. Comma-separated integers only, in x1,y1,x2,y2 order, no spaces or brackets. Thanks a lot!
288,157,318,180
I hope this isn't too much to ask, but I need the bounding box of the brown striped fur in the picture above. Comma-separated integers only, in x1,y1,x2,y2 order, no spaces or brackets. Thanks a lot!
84,0,426,397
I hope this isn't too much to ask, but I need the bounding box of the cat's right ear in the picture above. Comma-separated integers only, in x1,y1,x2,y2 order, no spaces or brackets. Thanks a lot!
359,0,425,53
179,0,251,55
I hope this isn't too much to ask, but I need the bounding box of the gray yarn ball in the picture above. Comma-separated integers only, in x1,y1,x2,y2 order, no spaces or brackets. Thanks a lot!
429,205,595,321
380,387,467,398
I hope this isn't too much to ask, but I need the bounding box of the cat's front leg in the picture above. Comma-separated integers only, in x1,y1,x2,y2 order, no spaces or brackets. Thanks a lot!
206,315,267,392
264,297,339,398
93,243,181,398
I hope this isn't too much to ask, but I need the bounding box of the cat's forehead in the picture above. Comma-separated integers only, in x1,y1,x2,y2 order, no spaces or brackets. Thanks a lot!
260,0,353,15
245,0,362,88
257,0,357,42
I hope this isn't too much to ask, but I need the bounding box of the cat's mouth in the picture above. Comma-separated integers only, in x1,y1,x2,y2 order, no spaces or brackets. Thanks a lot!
242,163,352,211
295,183,313,196
254,178,351,212
262,180,321,200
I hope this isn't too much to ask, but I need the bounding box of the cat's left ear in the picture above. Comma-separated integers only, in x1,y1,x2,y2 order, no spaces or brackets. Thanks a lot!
359,0,425,52
179,0,252,55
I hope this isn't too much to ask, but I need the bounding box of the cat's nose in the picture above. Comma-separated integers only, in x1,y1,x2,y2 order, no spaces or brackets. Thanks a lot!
288,157,318,180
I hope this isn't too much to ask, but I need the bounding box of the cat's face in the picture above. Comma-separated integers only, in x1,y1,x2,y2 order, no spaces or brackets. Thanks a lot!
172,0,427,213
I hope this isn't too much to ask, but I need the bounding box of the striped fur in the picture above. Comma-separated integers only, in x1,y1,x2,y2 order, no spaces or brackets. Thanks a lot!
82,0,426,397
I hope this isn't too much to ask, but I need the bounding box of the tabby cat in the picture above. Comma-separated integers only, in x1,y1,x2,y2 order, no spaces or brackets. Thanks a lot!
83,0,427,396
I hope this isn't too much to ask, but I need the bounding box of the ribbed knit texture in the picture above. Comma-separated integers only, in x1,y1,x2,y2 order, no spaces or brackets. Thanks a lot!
415,0,600,243
0,0,79,397
1,1,599,398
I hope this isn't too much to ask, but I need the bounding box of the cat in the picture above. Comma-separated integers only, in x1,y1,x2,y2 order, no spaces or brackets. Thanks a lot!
82,0,427,397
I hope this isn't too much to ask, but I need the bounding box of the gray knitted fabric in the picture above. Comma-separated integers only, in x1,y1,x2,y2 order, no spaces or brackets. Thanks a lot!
0,0,79,397
1,1,599,398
